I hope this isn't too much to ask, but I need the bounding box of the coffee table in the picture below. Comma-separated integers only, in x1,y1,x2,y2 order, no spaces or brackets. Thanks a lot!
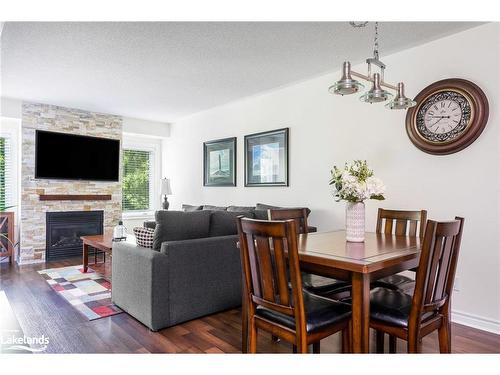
81,233,114,273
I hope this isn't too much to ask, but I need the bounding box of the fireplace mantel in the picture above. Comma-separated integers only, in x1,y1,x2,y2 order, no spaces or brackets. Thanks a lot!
39,194,112,201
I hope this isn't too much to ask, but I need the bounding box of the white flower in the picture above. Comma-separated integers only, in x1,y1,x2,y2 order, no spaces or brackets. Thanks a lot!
366,176,385,197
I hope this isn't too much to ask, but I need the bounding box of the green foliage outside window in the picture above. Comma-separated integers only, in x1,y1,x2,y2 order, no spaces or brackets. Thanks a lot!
122,149,151,211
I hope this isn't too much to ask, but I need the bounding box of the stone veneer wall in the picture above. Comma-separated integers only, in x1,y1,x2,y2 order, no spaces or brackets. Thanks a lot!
20,102,122,264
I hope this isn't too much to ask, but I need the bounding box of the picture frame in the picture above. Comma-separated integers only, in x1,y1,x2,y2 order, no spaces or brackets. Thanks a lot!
244,128,289,187
203,137,237,186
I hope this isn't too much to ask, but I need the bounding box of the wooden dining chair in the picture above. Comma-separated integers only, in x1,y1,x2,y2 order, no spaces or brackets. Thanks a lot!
372,208,428,292
371,217,464,353
237,216,351,353
268,208,351,299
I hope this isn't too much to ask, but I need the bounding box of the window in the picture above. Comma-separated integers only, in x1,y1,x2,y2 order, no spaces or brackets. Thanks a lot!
122,149,152,211
122,136,161,215
0,135,14,209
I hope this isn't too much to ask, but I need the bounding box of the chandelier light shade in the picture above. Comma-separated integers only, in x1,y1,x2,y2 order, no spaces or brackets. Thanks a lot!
329,22,416,111
359,73,392,103
385,82,417,109
329,61,364,96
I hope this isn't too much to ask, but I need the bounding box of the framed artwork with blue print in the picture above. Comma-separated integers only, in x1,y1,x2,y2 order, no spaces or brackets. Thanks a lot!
203,137,237,186
244,128,289,187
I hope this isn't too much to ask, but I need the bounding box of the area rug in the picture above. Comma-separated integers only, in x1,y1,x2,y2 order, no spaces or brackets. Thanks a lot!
38,265,123,321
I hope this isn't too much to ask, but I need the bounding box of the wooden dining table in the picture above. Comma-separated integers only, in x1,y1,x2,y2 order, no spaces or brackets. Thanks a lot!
241,230,421,353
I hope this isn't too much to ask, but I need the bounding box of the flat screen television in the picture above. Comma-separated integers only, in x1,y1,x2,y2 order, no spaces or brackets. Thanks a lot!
35,130,120,181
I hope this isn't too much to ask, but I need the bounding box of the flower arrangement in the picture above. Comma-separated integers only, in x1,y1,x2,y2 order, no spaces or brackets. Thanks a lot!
329,160,386,203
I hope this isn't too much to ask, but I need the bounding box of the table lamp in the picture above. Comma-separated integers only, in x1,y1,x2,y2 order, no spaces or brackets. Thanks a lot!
161,178,172,210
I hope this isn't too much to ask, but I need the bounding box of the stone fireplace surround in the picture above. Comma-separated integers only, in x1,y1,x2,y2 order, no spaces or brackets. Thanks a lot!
19,102,122,264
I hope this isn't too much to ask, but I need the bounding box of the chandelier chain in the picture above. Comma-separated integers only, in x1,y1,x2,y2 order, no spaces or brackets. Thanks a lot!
373,22,379,59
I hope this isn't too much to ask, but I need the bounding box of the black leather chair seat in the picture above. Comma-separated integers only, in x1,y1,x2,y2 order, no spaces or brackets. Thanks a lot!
370,287,434,328
256,291,351,333
302,273,351,296
372,274,414,291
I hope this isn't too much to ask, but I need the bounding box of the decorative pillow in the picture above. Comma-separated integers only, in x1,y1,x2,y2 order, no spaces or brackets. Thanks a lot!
255,203,312,217
133,227,155,248
182,204,203,212
227,205,255,213
202,205,227,211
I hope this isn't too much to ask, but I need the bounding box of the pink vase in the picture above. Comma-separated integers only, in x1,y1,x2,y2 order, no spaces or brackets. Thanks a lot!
346,202,365,242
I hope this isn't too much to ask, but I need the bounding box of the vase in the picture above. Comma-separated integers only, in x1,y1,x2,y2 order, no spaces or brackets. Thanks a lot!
345,202,365,242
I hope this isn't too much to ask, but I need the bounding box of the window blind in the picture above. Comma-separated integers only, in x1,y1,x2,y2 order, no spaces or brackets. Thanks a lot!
122,149,152,212
0,136,14,209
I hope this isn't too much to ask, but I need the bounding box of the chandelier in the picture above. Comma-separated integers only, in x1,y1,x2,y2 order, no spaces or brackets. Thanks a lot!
329,22,416,110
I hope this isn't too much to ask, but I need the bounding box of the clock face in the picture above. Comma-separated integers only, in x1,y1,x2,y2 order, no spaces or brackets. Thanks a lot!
415,90,472,143
406,79,488,155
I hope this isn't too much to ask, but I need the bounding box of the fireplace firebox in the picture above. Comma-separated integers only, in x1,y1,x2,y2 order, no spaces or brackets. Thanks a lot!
46,211,104,260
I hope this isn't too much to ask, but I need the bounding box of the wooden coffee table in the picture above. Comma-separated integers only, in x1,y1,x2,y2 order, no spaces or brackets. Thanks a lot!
81,233,114,273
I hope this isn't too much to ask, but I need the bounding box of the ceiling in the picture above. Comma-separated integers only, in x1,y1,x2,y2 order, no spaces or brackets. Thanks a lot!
1,22,482,123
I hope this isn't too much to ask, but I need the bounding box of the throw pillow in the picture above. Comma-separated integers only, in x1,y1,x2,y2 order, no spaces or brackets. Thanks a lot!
133,227,155,248
202,205,227,211
227,205,255,213
255,203,312,217
182,204,203,212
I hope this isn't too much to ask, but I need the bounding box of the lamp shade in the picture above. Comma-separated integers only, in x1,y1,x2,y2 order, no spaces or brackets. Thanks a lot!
329,61,364,96
359,73,392,103
161,178,172,195
385,82,416,110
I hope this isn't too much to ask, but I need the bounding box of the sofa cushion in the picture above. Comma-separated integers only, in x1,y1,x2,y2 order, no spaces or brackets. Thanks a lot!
202,205,227,211
209,211,255,237
182,204,203,212
153,210,212,250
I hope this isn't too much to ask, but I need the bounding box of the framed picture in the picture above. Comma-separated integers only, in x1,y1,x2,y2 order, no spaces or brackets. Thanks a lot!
244,128,289,187
203,137,237,186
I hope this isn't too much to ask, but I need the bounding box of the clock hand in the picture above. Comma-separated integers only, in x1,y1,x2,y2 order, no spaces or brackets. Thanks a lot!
430,117,444,127
430,116,451,118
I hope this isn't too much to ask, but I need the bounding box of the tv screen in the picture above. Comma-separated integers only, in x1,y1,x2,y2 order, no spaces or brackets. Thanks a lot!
35,130,120,181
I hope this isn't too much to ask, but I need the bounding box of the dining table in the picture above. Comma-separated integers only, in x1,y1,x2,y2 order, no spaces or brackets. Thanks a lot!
240,230,421,353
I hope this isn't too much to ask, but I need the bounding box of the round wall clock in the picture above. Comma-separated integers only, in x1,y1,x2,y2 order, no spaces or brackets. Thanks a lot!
405,78,489,155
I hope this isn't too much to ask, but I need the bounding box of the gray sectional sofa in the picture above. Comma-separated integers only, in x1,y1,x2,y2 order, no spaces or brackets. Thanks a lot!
112,209,252,331
112,203,314,331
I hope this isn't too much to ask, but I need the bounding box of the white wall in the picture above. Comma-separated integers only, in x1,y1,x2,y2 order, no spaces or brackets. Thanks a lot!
122,117,170,138
166,23,500,331
0,97,22,119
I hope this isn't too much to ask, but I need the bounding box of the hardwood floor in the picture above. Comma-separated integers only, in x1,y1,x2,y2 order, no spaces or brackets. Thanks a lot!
1,257,499,354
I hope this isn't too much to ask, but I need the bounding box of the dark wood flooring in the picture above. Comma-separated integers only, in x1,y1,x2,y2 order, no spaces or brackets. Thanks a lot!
1,257,499,354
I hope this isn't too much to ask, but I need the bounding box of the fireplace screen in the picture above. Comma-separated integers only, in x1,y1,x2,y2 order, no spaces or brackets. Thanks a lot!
46,211,103,260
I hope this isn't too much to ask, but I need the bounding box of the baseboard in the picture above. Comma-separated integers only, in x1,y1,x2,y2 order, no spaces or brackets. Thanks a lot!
451,309,500,335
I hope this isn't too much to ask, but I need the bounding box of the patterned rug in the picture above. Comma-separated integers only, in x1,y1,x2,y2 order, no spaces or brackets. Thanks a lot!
38,265,123,321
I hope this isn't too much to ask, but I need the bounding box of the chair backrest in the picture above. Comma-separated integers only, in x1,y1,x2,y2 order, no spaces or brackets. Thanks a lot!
268,208,309,235
410,217,464,326
376,208,428,238
236,217,306,332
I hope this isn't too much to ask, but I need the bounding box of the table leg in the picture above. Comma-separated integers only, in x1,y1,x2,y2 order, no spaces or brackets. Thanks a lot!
83,243,89,273
241,271,248,353
351,272,370,353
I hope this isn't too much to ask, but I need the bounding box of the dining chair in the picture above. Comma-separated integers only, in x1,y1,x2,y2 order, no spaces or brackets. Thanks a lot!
371,217,464,353
269,208,352,300
372,208,428,292
237,216,351,353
